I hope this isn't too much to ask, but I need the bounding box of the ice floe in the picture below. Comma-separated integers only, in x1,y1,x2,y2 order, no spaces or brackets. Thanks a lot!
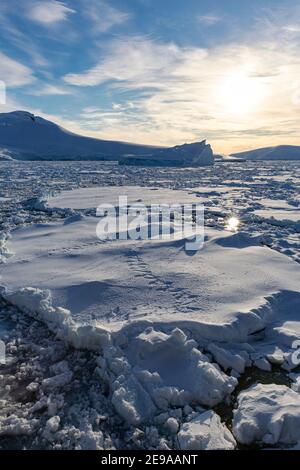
233,384,300,446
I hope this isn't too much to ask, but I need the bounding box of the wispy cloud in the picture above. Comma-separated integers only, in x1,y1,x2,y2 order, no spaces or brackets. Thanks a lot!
83,0,131,34
63,37,188,87
282,25,300,33
27,0,75,25
197,14,222,26
29,83,73,96
0,2,49,66
0,52,35,87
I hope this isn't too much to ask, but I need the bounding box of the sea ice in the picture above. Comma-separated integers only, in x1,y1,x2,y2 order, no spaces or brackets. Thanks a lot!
1,165,300,447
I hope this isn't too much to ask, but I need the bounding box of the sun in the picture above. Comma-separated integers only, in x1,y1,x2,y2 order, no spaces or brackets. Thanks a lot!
215,69,264,115
225,216,240,232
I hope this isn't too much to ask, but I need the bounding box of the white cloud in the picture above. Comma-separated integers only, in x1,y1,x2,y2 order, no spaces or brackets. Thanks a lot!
62,33,300,153
63,38,189,86
84,0,131,33
0,4,48,66
0,52,35,87
197,14,221,26
29,84,73,96
28,1,75,25
282,25,300,33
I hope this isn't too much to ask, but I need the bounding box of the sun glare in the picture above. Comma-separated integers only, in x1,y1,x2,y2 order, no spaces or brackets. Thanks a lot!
226,216,240,232
216,70,264,115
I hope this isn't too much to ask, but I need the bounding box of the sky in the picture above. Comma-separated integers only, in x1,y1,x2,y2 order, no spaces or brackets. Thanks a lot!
0,0,300,154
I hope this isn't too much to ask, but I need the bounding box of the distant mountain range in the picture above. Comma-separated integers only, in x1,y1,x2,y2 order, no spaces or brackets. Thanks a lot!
1,111,300,165
231,145,300,161
0,110,214,166
0,110,162,161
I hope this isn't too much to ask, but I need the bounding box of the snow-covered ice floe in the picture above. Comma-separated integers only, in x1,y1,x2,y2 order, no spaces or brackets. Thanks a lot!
2,216,300,341
46,185,198,211
1,185,300,438
233,384,300,446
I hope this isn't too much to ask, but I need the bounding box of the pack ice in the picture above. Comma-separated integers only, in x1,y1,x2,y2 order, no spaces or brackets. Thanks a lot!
1,186,300,430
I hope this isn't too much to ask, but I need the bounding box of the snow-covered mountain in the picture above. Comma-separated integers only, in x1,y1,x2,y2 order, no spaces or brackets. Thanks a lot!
0,111,162,161
0,111,214,166
231,145,300,161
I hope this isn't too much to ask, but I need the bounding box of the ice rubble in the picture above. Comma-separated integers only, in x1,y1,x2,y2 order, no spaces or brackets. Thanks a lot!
1,287,238,425
0,415,38,436
3,287,111,351
98,328,237,424
233,384,300,446
178,410,236,450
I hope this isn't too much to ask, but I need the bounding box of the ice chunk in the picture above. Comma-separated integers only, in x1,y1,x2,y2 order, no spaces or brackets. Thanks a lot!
207,343,246,374
178,411,236,450
233,384,300,445
111,375,156,425
42,371,73,391
106,328,237,424
45,416,60,433
254,357,272,372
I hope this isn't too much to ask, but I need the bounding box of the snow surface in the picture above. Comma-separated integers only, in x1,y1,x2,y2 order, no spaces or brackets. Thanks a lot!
47,186,197,210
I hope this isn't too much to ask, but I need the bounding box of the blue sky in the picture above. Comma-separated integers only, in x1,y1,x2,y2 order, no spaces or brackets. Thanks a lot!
0,0,300,152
